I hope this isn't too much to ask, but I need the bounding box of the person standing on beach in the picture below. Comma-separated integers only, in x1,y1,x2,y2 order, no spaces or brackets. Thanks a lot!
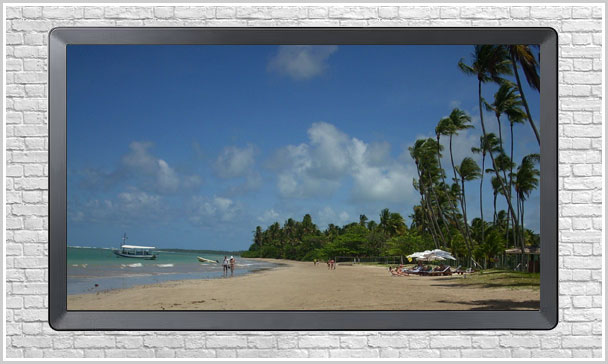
222,256,229,277
229,256,235,277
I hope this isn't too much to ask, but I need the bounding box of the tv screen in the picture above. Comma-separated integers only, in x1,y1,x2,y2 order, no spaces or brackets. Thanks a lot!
49,28,557,330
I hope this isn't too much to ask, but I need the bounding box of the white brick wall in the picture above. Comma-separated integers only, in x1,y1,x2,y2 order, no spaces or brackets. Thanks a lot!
3,4,604,359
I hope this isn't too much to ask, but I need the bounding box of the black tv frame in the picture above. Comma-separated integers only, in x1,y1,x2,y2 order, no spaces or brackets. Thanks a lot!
49,27,558,330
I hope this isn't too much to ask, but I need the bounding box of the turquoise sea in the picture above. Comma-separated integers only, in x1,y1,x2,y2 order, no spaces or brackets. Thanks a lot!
67,247,277,295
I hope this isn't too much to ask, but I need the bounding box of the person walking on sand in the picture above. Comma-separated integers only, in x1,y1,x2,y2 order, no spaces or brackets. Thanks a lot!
222,256,229,277
229,256,235,277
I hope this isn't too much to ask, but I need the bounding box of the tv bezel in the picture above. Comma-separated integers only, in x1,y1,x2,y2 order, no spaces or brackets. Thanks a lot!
49,27,558,330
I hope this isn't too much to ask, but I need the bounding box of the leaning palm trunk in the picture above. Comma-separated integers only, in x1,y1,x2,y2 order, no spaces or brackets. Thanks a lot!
510,53,540,144
436,137,466,248
448,135,473,255
415,167,440,249
478,79,520,247
425,171,450,245
459,175,473,266
509,120,519,250
520,195,527,269
479,152,486,246
422,195,440,249
421,182,443,249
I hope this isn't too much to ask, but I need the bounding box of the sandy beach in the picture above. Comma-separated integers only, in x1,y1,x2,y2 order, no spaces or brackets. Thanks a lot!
67,259,540,310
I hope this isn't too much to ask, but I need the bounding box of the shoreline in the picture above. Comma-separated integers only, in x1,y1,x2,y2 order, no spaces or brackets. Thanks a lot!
68,259,540,311
67,257,286,296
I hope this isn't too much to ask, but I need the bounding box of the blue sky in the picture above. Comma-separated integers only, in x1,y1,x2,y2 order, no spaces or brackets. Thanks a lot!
67,45,540,250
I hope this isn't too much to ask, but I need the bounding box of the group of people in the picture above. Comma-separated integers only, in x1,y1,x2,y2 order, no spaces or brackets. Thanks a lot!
222,255,236,277
312,258,336,270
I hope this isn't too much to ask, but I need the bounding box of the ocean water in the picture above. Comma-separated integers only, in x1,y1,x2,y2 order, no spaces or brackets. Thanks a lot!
67,247,277,295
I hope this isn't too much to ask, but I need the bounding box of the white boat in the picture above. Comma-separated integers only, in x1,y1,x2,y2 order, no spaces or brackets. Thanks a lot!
197,256,218,263
112,233,157,260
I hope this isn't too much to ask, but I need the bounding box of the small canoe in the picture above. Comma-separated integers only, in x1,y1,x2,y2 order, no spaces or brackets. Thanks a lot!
197,256,219,263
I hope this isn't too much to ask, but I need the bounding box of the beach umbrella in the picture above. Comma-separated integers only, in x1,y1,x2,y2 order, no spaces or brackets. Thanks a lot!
417,254,446,262
407,250,433,259
429,249,456,260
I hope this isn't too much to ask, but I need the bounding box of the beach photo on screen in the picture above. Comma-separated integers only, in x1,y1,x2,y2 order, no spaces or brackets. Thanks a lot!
66,44,541,310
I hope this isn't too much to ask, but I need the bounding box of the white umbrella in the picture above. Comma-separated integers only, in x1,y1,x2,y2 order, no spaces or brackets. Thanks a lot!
429,249,456,260
417,254,446,262
407,250,433,259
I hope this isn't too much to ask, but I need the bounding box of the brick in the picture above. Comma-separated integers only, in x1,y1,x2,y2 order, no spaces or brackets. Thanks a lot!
206,336,247,348
379,7,399,19
430,336,471,348
174,7,215,19
329,349,379,358
104,7,153,19
247,336,276,349
74,337,116,349
298,336,339,348
340,336,368,348
562,20,602,32
329,7,377,19
367,335,407,348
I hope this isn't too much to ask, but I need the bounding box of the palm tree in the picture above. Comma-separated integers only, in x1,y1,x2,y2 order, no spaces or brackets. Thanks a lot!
471,133,501,247
254,226,263,250
458,45,520,232
359,214,368,228
435,110,475,248
438,109,473,184
484,82,526,151
455,157,481,262
409,139,448,248
505,45,540,144
514,153,540,267
490,176,502,225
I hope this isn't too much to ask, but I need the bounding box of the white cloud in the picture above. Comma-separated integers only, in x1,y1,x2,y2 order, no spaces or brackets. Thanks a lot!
317,206,351,229
268,45,338,80
119,141,200,193
270,122,416,203
70,187,165,224
188,196,242,226
258,208,280,223
215,144,257,179
117,190,162,211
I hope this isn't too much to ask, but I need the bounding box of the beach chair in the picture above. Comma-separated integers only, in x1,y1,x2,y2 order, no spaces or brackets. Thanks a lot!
429,265,452,276
405,266,423,275
418,266,435,276
450,265,463,274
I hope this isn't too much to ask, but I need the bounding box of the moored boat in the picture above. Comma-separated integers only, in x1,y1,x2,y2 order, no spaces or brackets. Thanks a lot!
112,233,157,260
197,256,219,263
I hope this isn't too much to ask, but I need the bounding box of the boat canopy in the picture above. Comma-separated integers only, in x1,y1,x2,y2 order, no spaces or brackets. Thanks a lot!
121,245,156,250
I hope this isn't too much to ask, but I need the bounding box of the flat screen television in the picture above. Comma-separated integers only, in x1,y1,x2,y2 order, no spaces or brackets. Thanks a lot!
49,27,557,330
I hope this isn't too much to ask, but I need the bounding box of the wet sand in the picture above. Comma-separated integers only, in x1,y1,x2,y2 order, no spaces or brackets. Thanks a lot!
67,259,540,310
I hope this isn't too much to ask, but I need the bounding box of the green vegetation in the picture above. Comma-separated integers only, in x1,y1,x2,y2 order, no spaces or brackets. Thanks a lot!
243,45,541,270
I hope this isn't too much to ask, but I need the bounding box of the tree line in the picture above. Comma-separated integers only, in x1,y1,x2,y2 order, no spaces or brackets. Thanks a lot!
243,45,541,269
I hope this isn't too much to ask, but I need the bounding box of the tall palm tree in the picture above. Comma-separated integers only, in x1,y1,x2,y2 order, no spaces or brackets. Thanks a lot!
359,214,368,228
490,176,502,225
436,110,475,249
505,45,540,144
455,157,481,262
458,45,520,232
471,133,501,246
484,82,526,152
439,109,473,184
514,153,540,266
